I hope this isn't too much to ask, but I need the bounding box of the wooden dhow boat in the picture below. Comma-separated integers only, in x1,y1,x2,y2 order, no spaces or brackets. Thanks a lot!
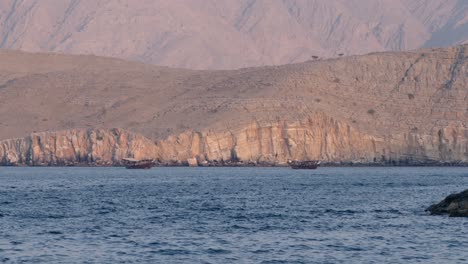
122,158,156,169
288,160,321,169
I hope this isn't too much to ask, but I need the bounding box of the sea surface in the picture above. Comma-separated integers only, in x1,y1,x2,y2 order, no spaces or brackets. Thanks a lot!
0,167,467,263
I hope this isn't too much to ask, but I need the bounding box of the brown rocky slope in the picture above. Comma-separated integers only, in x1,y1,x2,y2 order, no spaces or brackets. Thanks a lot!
0,44,466,166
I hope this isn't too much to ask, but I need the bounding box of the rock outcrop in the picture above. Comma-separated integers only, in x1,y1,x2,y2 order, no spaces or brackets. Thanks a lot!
426,190,468,217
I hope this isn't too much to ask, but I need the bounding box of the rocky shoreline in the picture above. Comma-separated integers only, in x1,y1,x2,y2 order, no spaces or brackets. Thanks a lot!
426,190,468,217
2,160,467,168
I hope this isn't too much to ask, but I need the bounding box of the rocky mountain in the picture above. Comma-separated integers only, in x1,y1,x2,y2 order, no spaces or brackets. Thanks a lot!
0,44,466,166
0,0,466,69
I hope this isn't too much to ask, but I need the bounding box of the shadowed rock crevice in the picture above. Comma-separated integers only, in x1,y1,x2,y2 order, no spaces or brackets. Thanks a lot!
444,46,465,90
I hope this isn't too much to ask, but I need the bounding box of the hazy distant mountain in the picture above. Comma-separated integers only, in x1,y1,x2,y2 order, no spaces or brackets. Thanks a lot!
0,0,466,69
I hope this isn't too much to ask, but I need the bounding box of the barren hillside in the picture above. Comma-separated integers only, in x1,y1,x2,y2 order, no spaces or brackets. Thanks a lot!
0,44,466,165
0,0,466,69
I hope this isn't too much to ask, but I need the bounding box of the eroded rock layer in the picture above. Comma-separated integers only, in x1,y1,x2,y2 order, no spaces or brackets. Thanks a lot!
1,112,466,166
0,129,158,166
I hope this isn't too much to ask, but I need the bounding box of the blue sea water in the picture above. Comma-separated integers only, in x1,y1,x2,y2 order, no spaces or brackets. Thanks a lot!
0,167,467,263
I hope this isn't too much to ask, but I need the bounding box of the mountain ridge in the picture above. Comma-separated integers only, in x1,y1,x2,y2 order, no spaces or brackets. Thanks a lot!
0,0,466,69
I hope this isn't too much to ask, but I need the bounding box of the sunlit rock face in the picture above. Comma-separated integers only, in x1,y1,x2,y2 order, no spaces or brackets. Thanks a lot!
1,113,466,166
156,114,468,165
0,129,158,166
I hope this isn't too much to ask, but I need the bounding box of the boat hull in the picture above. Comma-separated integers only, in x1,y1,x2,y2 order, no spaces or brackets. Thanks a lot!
288,160,320,170
290,165,319,170
123,160,156,169
125,163,154,169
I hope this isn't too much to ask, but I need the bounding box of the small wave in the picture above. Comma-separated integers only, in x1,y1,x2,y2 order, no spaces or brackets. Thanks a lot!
147,241,169,247
326,244,364,252
230,224,249,230
20,213,69,219
47,231,63,235
151,249,192,255
252,212,286,219
251,249,270,254
96,207,117,215
107,234,123,238
230,214,249,220
288,244,312,250
371,209,403,215
352,183,368,187
199,202,224,211
258,224,283,231
205,248,231,254
260,260,290,264
324,209,364,215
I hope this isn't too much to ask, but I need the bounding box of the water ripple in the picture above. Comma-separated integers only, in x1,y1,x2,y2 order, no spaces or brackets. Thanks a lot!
0,167,467,263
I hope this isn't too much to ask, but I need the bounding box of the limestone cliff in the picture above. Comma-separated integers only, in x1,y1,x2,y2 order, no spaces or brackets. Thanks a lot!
158,113,467,165
0,129,158,166
1,113,466,166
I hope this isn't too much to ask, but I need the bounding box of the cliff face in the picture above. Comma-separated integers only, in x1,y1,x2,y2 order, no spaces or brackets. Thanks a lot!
0,129,158,166
159,114,467,164
1,113,466,166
